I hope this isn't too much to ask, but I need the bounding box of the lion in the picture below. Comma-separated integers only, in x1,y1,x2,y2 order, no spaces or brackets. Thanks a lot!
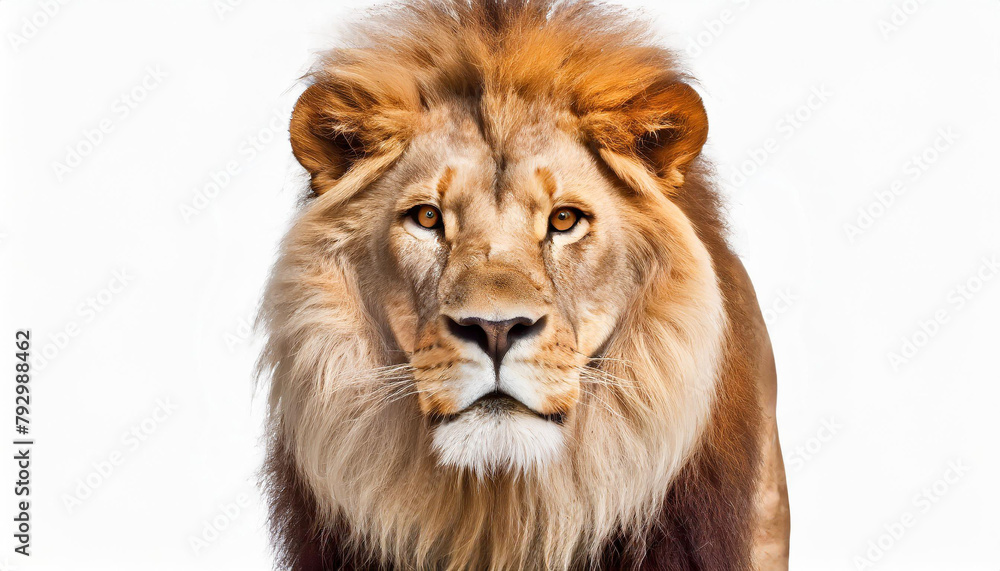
258,0,790,569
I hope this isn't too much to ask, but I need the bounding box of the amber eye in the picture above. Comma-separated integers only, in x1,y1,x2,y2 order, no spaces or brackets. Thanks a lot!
549,207,581,232
411,205,442,229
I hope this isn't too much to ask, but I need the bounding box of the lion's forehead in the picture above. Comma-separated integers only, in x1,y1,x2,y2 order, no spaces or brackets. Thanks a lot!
404,101,598,194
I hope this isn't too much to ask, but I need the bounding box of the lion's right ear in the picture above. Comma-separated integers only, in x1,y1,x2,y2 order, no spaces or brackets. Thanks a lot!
583,79,709,194
290,82,415,195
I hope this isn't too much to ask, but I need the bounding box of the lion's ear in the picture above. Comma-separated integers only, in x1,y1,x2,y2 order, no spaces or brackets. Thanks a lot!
290,82,414,195
588,80,709,191
634,82,709,187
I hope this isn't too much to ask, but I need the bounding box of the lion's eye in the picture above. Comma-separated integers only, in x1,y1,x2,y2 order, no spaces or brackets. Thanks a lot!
549,207,581,232
411,205,442,229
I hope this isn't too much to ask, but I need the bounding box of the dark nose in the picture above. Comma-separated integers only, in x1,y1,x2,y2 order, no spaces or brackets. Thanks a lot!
446,315,546,371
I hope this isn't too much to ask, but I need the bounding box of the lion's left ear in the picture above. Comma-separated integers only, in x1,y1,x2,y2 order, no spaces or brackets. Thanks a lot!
290,80,416,196
586,80,709,191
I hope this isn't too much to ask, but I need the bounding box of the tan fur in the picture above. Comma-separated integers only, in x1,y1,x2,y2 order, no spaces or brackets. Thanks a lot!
260,1,788,569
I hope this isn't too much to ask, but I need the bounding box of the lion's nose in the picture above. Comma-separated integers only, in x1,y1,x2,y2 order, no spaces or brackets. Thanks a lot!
446,315,546,371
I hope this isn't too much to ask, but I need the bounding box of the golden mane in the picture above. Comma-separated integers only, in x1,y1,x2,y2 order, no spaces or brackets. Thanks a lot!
291,0,707,198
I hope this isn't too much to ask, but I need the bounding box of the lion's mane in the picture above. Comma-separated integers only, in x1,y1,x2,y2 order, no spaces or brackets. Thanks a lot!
259,1,767,569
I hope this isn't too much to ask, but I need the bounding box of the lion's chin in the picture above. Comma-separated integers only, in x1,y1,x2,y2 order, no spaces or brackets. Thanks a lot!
430,406,565,478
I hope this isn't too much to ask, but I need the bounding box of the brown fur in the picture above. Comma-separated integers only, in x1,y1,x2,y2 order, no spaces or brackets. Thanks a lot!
260,1,789,569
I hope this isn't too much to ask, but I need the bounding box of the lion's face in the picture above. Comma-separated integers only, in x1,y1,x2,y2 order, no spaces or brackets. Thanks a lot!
264,3,728,565
371,103,638,474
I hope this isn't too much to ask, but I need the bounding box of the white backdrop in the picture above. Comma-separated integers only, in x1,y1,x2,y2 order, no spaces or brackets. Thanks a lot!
1,1,998,569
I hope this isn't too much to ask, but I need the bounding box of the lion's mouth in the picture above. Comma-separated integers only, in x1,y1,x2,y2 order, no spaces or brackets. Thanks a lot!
439,391,566,425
